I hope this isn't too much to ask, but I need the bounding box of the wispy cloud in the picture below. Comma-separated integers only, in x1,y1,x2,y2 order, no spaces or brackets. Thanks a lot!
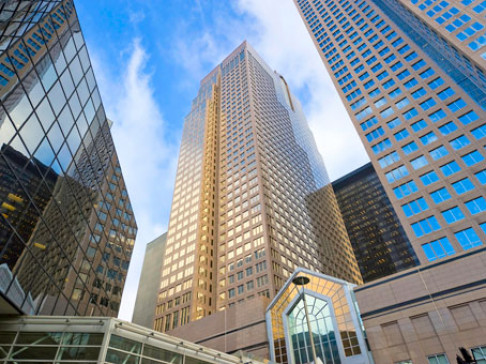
90,39,178,320
236,0,369,180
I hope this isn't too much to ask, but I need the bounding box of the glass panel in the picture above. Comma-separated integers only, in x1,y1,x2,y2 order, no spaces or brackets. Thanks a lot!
105,348,139,364
108,335,141,354
10,345,58,359
58,346,101,360
142,344,182,364
62,333,103,346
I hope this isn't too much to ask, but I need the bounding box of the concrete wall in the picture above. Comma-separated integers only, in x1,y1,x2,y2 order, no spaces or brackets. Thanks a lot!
168,296,271,360
354,249,486,364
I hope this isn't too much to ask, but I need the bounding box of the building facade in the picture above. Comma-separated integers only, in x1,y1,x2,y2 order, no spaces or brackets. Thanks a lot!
155,42,361,334
354,249,486,364
133,233,167,328
293,0,486,266
0,315,266,364
0,0,137,317
332,162,418,282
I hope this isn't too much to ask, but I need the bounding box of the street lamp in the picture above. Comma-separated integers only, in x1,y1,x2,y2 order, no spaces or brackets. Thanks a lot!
292,276,318,364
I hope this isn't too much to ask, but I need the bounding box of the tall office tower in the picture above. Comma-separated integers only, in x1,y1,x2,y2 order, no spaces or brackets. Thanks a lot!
293,0,486,265
332,162,418,282
133,233,167,328
155,42,361,333
0,0,137,316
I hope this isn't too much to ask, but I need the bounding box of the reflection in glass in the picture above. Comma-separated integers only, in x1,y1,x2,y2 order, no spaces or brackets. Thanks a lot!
0,0,137,317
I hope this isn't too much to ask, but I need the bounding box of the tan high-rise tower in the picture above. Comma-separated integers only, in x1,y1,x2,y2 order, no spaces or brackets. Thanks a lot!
153,42,361,333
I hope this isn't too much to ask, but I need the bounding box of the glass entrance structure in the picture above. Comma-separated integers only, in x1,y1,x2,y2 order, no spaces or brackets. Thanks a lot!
287,295,341,364
266,268,372,364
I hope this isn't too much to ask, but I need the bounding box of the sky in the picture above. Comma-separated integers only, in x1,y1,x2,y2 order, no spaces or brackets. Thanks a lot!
75,0,369,321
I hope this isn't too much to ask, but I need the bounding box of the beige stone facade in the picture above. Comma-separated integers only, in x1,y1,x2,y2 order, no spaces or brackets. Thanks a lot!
354,249,486,364
168,296,271,359
154,42,361,335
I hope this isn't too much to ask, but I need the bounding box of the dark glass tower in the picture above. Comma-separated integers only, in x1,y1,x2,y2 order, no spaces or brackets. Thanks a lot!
0,0,137,317
332,163,418,282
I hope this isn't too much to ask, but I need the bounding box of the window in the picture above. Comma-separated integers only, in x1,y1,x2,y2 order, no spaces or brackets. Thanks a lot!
420,98,437,111
372,138,392,154
440,161,461,176
402,141,419,155
394,129,410,141
427,352,449,364
385,165,409,183
419,68,435,79
471,124,486,140
378,151,400,168
369,88,381,98
428,77,444,89
387,117,401,129
420,170,439,185
437,87,455,100
472,346,486,364
412,88,426,99
475,170,486,184
461,150,484,166
397,69,410,80
383,79,395,89
438,121,457,135
458,110,479,125
430,188,451,204
455,228,482,250
365,126,385,142
374,97,387,108
420,132,438,145
388,88,403,98
430,146,449,160
429,109,446,122
402,197,429,217
411,119,427,132
442,206,465,223
360,116,378,131
396,98,410,109
447,99,467,112
411,155,429,170
403,108,418,120
465,197,486,215
380,107,394,118
404,78,418,89
411,216,441,237
422,237,455,261
452,178,475,195
449,135,470,150
394,180,418,199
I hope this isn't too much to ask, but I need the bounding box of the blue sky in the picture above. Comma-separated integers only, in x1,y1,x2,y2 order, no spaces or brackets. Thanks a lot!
75,0,369,320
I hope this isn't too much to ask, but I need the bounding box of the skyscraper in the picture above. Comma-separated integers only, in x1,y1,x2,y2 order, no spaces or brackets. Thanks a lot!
154,42,361,333
293,0,486,265
0,0,137,317
332,163,418,282
133,233,167,328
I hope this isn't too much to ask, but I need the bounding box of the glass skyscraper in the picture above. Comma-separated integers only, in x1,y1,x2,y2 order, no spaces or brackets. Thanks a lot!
154,42,361,333
332,162,418,282
293,0,486,266
0,0,137,317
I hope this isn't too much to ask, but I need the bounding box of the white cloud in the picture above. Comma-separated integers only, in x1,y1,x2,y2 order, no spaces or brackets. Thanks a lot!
90,39,178,321
236,0,369,180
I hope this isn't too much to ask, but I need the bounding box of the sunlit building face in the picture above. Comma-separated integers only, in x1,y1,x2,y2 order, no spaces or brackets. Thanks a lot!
0,0,137,316
154,42,361,333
